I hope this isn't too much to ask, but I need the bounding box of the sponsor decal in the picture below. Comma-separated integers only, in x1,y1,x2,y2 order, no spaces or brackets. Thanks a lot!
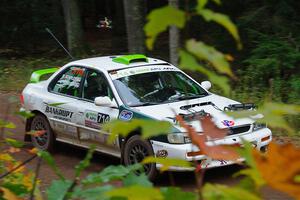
219,160,227,165
45,105,74,121
156,150,168,158
119,110,133,121
222,120,235,127
85,111,110,129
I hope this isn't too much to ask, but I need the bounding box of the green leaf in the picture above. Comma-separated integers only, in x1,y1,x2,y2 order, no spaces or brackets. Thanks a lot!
75,145,95,177
106,185,164,200
0,119,16,129
179,50,230,95
160,187,197,200
197,8,241,49
15,111,34,119
186,39,235,78
142,157,192,172
71,185,113,200
5,138,23,148
227,102,300,133
144,5,186,50
203,183,261,200
82,164,142,185
46,180,72,200
123,173,153,187
103,119,172,143
37,151,65,180
235,142,265,188
294,175,300,183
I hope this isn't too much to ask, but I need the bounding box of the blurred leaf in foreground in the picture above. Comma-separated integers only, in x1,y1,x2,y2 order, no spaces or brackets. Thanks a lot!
142,157,192,172
82,164,142,185
144,5,186,50
37,151,64,180
253,142,300,199
180,50,231,95
176,115,240,161
103,119,172,143
203,183,260,200
186,39,235,78
46,180,72,200
106,185,163,200
227,102,300,133
160,187,197,200
5,138,24,148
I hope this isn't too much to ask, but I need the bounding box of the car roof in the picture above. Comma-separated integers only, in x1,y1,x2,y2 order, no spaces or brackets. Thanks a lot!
68,55,171,71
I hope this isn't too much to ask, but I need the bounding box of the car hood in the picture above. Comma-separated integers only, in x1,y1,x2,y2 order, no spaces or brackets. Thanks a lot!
132,94,254,132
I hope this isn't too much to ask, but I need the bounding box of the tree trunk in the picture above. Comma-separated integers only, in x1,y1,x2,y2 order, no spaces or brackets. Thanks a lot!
169,0,179,65
61,0,84,55
123,0,146,54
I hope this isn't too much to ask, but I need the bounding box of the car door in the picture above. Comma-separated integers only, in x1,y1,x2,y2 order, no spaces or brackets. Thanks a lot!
75,68,120,156
46,66,86,143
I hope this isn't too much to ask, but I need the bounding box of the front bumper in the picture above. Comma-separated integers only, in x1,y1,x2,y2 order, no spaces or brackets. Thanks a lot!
150,128,272,171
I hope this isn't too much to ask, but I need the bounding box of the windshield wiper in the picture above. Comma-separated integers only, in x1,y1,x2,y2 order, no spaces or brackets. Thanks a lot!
130,102,160,107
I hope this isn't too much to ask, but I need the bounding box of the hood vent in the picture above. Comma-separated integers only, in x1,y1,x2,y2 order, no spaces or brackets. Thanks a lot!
180,102,214,110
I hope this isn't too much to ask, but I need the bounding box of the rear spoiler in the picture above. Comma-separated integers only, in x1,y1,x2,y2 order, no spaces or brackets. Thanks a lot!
30,68,59,83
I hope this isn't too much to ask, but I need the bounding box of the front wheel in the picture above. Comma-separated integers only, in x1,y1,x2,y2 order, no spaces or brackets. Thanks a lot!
30,114,55,152
123,135,157,181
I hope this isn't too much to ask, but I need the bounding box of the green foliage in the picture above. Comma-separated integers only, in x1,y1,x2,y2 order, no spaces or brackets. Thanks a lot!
142,157,192,172
123,173,152,187
196,3,241,49
37,151,65,180
0,120,16,129
160,187,197,200
180,50,230,95
106,185,164,200
227,102,300,133
15,110,35,119
103,119,172,143
5,138,23,148
144,5,186,50
203,183,261,200
186,39,234,78
71,185,113,200
75,145,96,177
82,164,142,185
46,180,72,200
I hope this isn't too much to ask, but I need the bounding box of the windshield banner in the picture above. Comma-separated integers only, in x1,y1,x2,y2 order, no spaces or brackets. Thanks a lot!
109,66,179,80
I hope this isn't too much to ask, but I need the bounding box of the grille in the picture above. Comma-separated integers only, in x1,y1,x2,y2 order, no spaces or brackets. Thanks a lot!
227,124,251,136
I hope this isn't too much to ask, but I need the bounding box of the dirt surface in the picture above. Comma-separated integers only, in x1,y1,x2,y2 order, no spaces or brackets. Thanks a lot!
0,92,293,199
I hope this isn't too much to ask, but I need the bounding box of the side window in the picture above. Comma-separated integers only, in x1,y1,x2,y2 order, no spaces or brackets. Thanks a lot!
83,70,113,101
50,66,85,97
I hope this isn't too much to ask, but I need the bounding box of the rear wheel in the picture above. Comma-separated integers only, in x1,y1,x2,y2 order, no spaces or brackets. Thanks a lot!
123,135,157,181
30,114,55,152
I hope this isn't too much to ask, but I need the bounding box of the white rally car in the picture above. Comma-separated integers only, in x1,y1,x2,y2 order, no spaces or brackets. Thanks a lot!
21,54,272,179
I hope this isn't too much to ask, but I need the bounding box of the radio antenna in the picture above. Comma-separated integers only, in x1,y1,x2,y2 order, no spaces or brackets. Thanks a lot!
45,28,75,60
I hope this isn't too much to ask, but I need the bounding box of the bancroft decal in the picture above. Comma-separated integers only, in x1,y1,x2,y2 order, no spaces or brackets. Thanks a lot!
45,105,74,121
119,110,133,121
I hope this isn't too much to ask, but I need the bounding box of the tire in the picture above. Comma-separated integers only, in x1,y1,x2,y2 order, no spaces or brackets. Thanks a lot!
30,114,55,152
123,135,157,181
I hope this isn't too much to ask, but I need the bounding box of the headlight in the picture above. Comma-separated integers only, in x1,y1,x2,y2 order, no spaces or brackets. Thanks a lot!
252,123,266,131
167,134,191,144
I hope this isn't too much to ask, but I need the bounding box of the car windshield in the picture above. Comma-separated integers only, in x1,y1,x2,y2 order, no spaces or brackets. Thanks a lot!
112,70,208,107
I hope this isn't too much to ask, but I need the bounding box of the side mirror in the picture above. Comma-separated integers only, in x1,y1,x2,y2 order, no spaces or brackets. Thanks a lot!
201,81,212,90
94,96,117,107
